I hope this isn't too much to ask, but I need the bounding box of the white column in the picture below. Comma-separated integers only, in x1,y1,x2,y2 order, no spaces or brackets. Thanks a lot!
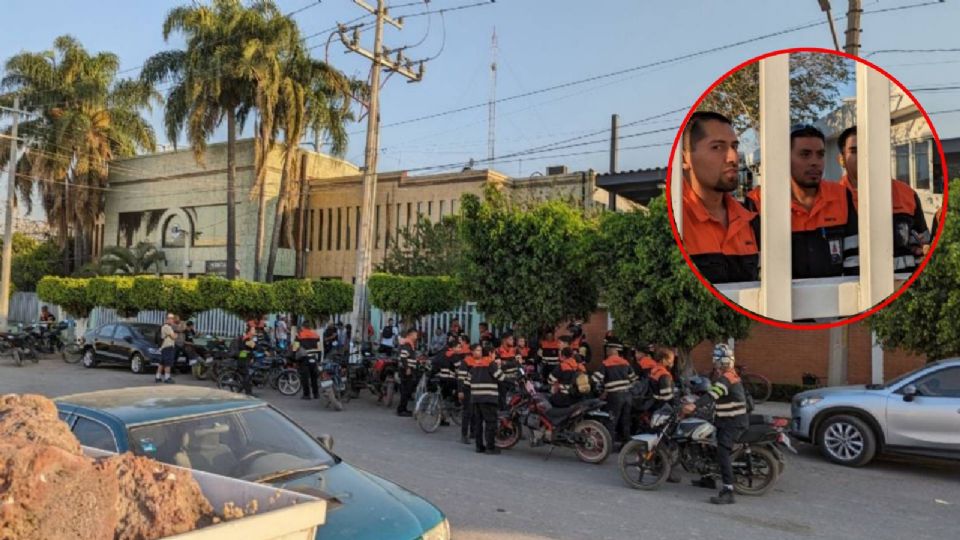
856,62,894,309
758,55,792,321
671,141,682,236
871,330,884,385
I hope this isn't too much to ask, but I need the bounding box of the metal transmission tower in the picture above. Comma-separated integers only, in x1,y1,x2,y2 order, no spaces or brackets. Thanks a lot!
340,0,425,337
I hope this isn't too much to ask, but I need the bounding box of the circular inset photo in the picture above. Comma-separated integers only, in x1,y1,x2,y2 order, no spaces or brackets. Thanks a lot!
666,47,947,329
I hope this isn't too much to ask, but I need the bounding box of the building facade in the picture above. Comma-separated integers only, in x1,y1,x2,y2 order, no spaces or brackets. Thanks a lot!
102,139,359,280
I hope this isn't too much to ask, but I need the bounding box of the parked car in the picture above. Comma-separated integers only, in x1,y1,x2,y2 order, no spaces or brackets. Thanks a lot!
791,358,960,467
55,386,450,540
78,322,177,374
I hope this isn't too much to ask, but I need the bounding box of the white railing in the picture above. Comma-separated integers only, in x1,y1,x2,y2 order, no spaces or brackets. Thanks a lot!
672,54,900,321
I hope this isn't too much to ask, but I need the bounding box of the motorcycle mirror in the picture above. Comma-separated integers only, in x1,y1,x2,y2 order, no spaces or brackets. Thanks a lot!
317,434,334,451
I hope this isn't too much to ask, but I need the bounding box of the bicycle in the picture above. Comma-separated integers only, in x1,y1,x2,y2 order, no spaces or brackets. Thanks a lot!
415,376,463,433
736,364,772,404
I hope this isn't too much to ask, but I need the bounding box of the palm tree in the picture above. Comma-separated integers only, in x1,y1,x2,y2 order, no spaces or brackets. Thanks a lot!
99,242,167,275
141,0,280,280
260,44,359,282
0,36,157,272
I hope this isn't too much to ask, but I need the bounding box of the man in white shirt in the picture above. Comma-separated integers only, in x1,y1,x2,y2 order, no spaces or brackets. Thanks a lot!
156,313,178,384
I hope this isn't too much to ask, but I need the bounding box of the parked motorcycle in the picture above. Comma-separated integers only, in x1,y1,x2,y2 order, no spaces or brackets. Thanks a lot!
370,353,399,407
0,330,40,366
617,401,793,495
319,356,350,411
494,376,613,464
188,335,230,380
23,321,68,355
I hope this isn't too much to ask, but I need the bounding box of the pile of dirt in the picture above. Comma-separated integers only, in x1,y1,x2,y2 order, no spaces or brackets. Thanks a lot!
0,394,219,540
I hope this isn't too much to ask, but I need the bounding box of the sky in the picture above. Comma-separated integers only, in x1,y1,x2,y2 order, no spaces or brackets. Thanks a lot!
2,0,960,206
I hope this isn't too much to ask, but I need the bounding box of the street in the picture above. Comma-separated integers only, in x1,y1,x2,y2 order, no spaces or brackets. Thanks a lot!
2,355,957,540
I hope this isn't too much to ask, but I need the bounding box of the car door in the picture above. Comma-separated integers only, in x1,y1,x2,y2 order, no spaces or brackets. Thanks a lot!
94,324,117,362
112,324,135,363
885,366,960,452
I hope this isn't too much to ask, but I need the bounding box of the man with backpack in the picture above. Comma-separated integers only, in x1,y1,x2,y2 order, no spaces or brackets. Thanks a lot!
548,347,588,408
380,318,400,355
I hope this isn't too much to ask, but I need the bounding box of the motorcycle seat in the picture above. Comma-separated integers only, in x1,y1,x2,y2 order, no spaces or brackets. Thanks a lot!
545,406,575,423
738,424,776,444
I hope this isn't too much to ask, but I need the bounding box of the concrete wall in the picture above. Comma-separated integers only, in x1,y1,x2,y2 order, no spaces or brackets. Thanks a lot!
104,139,358,280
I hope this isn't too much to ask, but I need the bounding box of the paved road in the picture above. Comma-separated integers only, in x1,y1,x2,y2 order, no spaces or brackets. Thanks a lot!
2,355,957,540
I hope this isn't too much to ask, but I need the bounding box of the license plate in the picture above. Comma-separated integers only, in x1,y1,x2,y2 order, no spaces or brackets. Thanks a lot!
320,380,333,389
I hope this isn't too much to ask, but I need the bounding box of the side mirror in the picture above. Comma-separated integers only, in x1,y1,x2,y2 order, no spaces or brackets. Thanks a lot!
902,384,918,402
317,434,334,451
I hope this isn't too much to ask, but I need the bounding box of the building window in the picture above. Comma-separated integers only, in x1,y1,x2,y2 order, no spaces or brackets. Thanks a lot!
355,206,360,249
439,200,445,217
416,201,422,218
316,209,323,251
308,210,314,251
451,199,457,214
375,205,381,249
915,140,930,191
428,201,433,220
327,209,333,251
406,202,412,229
894,144,910,184
345,207,351,250
336,208,342,251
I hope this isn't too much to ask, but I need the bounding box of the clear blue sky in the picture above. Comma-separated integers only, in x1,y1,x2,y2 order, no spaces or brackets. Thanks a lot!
2,0,959,179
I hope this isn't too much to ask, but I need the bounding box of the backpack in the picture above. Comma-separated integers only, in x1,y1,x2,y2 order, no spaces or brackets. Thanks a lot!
575,372,592,395
382,325,394,340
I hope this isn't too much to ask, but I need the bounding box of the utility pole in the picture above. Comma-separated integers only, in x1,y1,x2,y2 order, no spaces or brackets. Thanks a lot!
1,96,20,330
608,113,618,211
488,27,498,162
818,0,841,51
844,0,862,56
341,0,424,337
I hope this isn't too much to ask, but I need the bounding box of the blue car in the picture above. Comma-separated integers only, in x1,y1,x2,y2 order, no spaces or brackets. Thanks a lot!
54,386,449,540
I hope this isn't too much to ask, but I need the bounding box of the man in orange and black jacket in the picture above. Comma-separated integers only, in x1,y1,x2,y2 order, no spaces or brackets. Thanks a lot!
294,322,321,400
591,338,638,444
548,347,586,408
836,126,930,274
745,124,859,278
537,330,562,382
450,335,474,443
396,328,420,417
495,334,519,409
464,343,505,454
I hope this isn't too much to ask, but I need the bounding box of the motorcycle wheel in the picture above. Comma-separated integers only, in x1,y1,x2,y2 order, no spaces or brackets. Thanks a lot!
384,382,396,408
416,393,442,434
13,349,23,367
62,342,82,364
277,370,302,396
618,441,671,490
340,384,352,404
192,362,208,380
449,403,463,426
572,419,612,464
29,348,40,363
217,370,238,390
733,446,780,496
494,418,521,449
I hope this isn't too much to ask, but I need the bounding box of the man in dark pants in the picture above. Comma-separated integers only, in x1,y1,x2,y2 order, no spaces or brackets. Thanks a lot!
237,320,259,396
396,328,420,417
466,343,505,454
686,344,749,504
450,335,474,443
295,322,321,400
591,337,637,447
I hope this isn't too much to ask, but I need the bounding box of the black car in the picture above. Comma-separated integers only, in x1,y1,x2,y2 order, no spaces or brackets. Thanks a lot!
79,322,170,374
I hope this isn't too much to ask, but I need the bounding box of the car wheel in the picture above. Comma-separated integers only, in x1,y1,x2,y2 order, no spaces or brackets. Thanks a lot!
817,414,877,467
81,349,97,368
130,353,145,374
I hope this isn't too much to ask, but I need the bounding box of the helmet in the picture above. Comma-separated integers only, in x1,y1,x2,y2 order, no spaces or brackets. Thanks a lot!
712,344,735,368
686,375,710,394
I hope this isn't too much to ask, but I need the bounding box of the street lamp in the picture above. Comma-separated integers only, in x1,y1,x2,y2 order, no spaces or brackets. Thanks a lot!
170,224,191,279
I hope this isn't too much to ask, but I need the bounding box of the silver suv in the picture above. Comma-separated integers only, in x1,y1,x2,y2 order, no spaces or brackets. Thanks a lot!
791,358,960,466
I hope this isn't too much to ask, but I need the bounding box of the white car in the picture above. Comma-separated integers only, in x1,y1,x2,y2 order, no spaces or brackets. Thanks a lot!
791,359,960,466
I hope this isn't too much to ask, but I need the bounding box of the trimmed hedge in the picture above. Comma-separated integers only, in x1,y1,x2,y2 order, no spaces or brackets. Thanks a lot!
368,273,462,326
36,276,95,318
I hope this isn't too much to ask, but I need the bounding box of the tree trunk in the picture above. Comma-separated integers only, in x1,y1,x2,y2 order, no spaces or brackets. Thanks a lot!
61,180,69,274
265,148,293,283
226,108,238,280
253,119,272,282
295,158,309,278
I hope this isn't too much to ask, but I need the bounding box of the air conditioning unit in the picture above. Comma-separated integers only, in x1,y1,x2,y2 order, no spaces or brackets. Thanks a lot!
545,165,568,176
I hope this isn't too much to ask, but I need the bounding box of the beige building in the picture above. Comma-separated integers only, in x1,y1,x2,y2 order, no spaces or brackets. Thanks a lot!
304,167,615,281
102,139,358,280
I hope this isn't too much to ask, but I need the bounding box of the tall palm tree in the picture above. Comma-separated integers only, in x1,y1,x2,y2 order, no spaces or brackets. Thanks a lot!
99,242,167,275
0,36,157,272
141,0,280,280
259,43,359,282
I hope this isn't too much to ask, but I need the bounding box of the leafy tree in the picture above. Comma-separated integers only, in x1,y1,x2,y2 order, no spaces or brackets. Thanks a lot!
368,273,462,329
597,196,751,370
223,280,276,321
36,276,95,319
0,233,63,292
870,179,958,360
98,242,166,275
273,278,352,323
1,36,157,271
377,215,462,277
458,189,600,335
698,52,852,134
88,276,141,318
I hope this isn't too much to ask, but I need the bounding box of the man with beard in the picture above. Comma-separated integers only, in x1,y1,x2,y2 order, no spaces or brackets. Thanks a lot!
681,111,759,283
836,126,929,274
746,124,859,278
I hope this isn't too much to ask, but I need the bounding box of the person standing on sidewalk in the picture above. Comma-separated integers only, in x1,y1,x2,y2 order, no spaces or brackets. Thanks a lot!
465,343,505,454
156,313,178,384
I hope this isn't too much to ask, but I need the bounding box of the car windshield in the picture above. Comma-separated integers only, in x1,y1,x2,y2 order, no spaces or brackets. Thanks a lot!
128,405,334,481
130,324,160,344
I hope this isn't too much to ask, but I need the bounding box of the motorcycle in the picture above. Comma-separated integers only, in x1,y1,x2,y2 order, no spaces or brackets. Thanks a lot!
188,335,230,380
0,329,40,366
617,400,794,495
319,355,350,411
23,321,68,355
494,376,613,464
370,353,399,407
